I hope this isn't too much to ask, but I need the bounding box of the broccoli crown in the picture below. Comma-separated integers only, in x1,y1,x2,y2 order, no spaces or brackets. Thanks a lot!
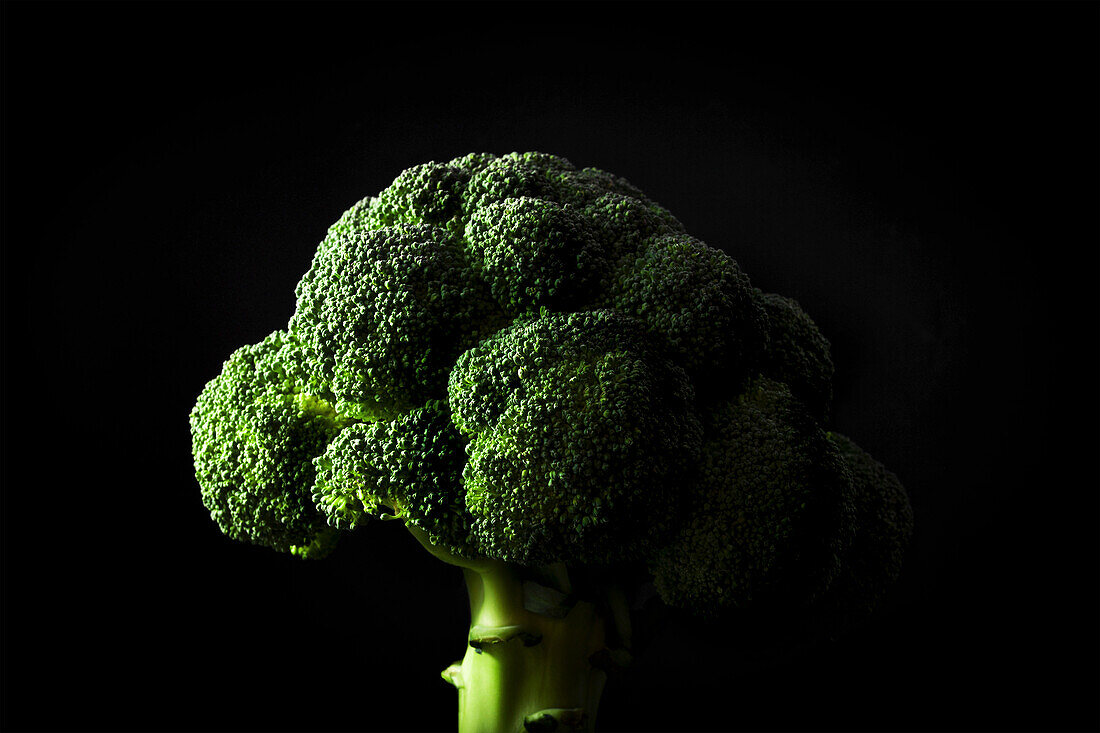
191,151,910,620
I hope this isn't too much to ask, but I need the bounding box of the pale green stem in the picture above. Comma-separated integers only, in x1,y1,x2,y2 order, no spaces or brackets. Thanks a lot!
406,524,608,732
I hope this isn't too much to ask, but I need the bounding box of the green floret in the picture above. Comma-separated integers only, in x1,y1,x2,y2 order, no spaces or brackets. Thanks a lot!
549,166,647,204
603,233,768,380
324,195,382,241
458,152,660,218
582,193,686,268
448,310,702,566
312,399,474,556
758,291,835,420
446,151,498,175
460,152,572,212
464,197,606,315
817,432,914,631
290,224,504,421
372,162,472,233
320,153,684,319
189,330,349,559
649,376,854,612
326,158,479,239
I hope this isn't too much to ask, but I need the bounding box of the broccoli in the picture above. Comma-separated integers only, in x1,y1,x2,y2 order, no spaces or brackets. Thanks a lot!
190,152,913,732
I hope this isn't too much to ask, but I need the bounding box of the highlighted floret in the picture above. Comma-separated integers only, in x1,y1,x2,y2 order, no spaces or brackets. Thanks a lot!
312,400,473,555
290,224,503,421
464,197,606,315
461,152,571,212
189,330,348,558
372,162,472,232
448,310,702,566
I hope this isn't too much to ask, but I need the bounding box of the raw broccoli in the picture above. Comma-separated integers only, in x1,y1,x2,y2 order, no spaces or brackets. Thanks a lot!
189,151,913,732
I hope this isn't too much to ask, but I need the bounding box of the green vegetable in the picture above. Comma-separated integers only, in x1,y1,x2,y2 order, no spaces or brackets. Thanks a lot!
190,151,913,732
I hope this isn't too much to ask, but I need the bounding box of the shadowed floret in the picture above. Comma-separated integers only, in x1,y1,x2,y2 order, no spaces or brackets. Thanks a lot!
189,331,347,558
548,165,646,204
448,310,703,566
604,233,769,379
815,432,914,632
465,197,606,315
582,193,685,270
290,224,503,421
758,291,835,420
649,376,854,612
312,400,474,556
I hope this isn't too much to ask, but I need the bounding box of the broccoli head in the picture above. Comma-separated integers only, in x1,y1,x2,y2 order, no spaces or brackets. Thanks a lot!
189,152,912,732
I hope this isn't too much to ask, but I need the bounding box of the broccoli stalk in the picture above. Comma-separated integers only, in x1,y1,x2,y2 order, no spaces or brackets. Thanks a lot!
190,152,913,731
411,524,609,733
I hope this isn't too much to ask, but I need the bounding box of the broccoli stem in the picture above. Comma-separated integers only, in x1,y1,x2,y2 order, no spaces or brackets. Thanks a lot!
407,525,608,732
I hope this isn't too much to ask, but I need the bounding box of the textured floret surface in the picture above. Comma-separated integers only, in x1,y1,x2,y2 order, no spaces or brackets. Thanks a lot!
649,376,854,611
190,331,346,558
191,151,908,618
448,310,702,565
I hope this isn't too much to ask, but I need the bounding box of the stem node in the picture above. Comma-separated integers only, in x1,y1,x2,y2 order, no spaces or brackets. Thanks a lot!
523,707,588,732
441,662,464,689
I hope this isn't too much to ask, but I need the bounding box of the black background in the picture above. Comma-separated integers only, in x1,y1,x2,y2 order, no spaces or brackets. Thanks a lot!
1,2,1098,732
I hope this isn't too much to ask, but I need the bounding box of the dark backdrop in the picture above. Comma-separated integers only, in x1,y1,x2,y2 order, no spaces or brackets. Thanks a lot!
1,2,1097,732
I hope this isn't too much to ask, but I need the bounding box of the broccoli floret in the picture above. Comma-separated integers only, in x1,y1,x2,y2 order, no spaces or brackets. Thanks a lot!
649,376,854,612
189,330,348,558
190,152,912,732
448,310,702,565
603,233,769,380
460,151,572,211
583,192,686,264
757,291,835,420
464,197,606,316
819,432,914,629
312,399,474,556
372,161,472,233
289,224,504,421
